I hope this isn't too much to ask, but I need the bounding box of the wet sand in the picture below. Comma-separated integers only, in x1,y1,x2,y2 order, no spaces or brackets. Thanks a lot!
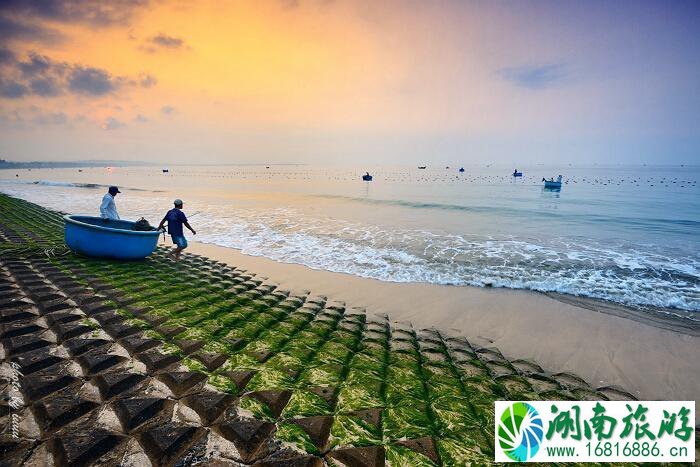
186,239,700,409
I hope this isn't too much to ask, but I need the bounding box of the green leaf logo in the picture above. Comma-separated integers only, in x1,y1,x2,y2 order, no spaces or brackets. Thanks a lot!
498,402,544,461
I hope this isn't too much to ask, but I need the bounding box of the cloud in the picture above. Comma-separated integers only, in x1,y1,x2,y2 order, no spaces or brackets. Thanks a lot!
279,0,301,9
0,0,149,27
68,66,119,95
498,64,568,90
0,79,29,98
0,51,157,99
0,107,74,129
161,105,176,115
0,14,64,44
139,73,157,87
18,53,54,76
0,48,16,64
149,34,184,49
32,111,68,125
101,117,125,130
277,1,335,11
139,33,188,53
29,77,61,96
0,1,148,47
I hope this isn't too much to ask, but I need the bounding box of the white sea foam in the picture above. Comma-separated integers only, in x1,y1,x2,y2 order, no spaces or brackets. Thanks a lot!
34,180,100,188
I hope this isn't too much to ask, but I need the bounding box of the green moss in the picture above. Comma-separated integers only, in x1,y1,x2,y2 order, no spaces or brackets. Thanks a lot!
314,342,353,366
80,317,99,329
265,353,304,371
123,317,151,329
238,396,276,422
426,377,464,398
200,340,230,354
281,389,332,418
298,364,344,386
274,422,318,454
245,367,295,392
245,340,272,355
142,329,167,341
160,341,183,356
385,445,438,467
347,354,384,375
344,366,383,385
173,327,212,342
430,406,481,436
222,353,259,370
208,374,238,395
328,414,382,448
180,357,207,373
435,437,493,465
383,399,434,441
335,384,383,412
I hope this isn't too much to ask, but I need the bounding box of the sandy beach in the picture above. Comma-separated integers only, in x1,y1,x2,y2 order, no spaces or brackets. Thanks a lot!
188,240,700,408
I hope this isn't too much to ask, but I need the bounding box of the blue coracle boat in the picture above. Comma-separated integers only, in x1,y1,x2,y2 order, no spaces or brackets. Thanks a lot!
64,215,160,260
543,175,563,189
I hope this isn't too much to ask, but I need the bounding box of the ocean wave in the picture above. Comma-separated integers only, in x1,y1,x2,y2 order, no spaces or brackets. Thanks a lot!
0,179,164,192
314,194,700,232
195,209,700,312
2,180,698,312
34,180,101,188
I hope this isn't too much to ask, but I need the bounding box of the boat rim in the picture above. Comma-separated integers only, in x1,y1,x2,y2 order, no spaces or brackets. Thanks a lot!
63,214,160,236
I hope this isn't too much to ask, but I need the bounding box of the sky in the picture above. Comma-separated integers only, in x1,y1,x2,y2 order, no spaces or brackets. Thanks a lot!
0,0,698,165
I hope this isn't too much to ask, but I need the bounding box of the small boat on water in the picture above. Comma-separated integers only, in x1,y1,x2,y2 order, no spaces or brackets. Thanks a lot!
513,169,523,177
162,168,169,173
362,172,373,181
543,175,563,189
459,167,465,173
418,166,426,169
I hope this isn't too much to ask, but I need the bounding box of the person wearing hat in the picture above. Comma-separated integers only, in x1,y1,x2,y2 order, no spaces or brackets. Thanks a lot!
157,199,196,261
100,186,121,220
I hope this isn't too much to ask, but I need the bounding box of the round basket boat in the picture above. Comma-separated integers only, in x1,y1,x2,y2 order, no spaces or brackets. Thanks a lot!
64,215,160,260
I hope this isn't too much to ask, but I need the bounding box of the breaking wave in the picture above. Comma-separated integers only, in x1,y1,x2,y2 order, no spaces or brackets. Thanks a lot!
2,175,698,312
24,180,162,192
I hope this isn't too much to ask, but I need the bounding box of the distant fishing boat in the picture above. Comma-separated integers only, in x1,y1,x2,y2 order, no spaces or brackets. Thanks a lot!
162,168,169,173
543,175,563,189
459,167,465,172
513,169,523,177
362,172,373,181
418,166,426,169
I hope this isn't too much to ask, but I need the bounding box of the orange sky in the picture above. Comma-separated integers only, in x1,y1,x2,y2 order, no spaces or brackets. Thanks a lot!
1,1,698,164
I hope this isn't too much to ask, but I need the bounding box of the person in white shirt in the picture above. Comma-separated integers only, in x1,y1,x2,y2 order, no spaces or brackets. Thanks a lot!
100,186,121,220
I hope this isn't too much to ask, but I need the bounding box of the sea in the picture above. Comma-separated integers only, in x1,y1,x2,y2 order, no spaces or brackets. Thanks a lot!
1,164,698,313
